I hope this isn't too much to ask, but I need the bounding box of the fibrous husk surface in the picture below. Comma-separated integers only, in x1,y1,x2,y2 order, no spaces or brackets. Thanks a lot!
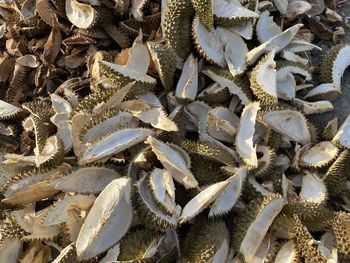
0,0,349,262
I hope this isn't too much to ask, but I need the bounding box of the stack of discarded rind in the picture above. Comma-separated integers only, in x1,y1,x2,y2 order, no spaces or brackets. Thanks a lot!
0,0,349,262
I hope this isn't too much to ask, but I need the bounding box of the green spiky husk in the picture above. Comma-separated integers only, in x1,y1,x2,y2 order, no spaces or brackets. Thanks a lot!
324,150,350,198
132,181,178,230
156,107,186,144
163,0,194,59
99,62,155,95
120,13,161,39
320,44,346,84
0,213,28,244
39,136,65,170
190,154,227,185
250,53,278,106
147,41,177,91
118,227,162,262
293,215,328,263
232,194,281,253
283,202,334,232
180,218,228,263
198,88,231,107
191,0,213,31
332,212,350,260
180,139,237,166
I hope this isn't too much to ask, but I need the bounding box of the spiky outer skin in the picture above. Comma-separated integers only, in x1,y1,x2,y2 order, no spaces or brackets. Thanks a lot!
163,0,194,59
231,194,282,253
293,215,328,263
1,164,66,193
324,150,350,198
156,107,186,144
6,66,30,106
132,184,177,231
214,16,252,28
332,212,350,260
40,136,65,170
180,218,228,263
191,0,213,31
99,62,155,95
75,88,116,114
204,67,254,100
103,24,131,49
276,60,312,79
250,53,278,107
249,147,276,178
308,17,333,41
180,139,237,166
199,88,231,107
121,13,161,39
79,109,122,144
190,154,227,185
147,41,176,91
320,44,346,84
118,227,162,262
323,124,337,141
283,202,334,232
0,213,27,244
305,90,341,102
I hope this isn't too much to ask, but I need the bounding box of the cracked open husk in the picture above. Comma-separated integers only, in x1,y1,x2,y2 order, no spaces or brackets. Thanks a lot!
0,0,349,261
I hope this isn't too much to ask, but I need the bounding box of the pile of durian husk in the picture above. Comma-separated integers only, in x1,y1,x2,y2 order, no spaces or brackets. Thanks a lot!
0,0,350,262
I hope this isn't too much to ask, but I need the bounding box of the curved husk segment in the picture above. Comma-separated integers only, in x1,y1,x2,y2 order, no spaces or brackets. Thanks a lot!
299,172,327,204
50,167,121,193
209,166,247,217
263,110,312,145
324,150,350,197
299,142,338,168
79,128,154,164
332,114,350,149
180,219,229,263
274,240,301,263
332,212,350,258
65,0,96,29
52,243,77,263
42,194,96,226
80,111,138,144
293,215,336,262
202,67,252,105
213,0,259,27
76,177,133,260
191,0,213,31
134,174,178,230
192,16,226,66
146,136,198,189
304,83,342,102
176,54,198,101
216,27,248,76
246,24,303,65
179,179,229,223
232,194,284,262
163,0,194,59
256,11,282,43
148,168,177,215
0,100,22,120
250,50,278,106
207,107,238,143
147,41,177,91
99,61,156,89
320,44,350,89
134,108,178,132
252,146,276,177
235,102,260,168
35,135,65,169
117,227,162,262
276,61,312,81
